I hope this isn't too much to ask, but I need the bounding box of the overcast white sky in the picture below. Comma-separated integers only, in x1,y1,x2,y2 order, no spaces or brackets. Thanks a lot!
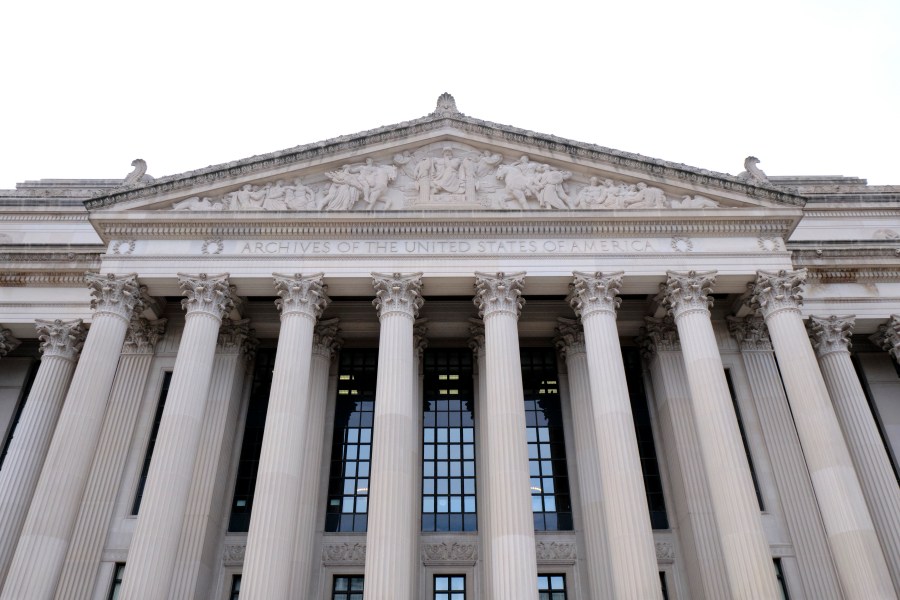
1,0,897,189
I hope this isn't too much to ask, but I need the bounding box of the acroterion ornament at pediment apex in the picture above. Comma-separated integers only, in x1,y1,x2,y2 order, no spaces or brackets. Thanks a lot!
83,94,805,213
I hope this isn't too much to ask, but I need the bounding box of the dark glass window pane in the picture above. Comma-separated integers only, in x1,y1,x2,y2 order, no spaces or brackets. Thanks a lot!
228,348,276,531
0,352,40,470
434,574,466,599
132,372,173,514
659,571,669,600
522,349,572,531
623,347,669,529
332,575,365,599
325,349,378,532
774,558,790,600
107,563,125,600
230,574,241,600
537,573,567,599
423,350,476,532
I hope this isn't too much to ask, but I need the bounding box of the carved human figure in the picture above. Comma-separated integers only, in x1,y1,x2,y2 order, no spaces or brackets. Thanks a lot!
461,150,501,202
431,148,464,194
172,196,222,211
230,184,265,210
622,182,668,208
575,177,606,208
262,180,289,211
354,158,397,207
535,166,572,209
671,195,720,208
285,177,315,210
321,166,365,210
495,157,541,208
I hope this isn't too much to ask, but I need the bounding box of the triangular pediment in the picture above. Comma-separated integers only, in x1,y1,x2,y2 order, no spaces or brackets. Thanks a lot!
85,95,804,214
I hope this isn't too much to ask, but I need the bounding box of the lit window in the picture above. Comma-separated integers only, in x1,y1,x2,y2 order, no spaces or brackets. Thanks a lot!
332,575,364,600
434,574,466,599
537,574,567,600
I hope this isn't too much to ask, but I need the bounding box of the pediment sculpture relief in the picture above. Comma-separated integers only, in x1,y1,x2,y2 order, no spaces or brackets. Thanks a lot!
170,143,720,211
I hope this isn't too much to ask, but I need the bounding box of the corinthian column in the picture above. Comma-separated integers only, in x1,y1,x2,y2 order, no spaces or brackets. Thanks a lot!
0,319,85,585
871,315,900,361
807,314,900,592
119,274,235,600
554,318,614,599
750,270,894,598
241,273,329,599
2,273,143,600
639,317,729,600
364,272,423,600
468,319,493,600
0,328,20,357
662,271,781,599
289,318,342,599
727,316,842,600
473,272,538,600
569,272,660,599
55,318,167,600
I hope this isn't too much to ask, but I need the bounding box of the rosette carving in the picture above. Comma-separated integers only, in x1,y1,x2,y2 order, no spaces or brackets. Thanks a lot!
807,315,855,358
726,316,772,351
86,272,144,323
372,272,424,319
312,318,343,359
473,271,525,319
749,269,806,319
554,317,585,359
122,317,167,355
273,272,329,319
662,270,716,320
422,541,477,564
179,273,234,321
322,542,366,564
568,271,623,319
0,328,21,357
34,319,86,361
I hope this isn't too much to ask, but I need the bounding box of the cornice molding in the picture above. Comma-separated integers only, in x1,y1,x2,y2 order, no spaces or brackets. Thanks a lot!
84,114,805,211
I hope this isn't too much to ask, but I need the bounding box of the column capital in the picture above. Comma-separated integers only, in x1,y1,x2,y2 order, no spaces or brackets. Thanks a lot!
372,272,424,320
637,316,680,359
749,269,807,319
0,328,21,357
869,314,900,361
726,315,773,351
467,318,485,357
122,317,167,355
273,273,330,320
86,272,144,323
555,317,586,359
217,318,258,362
312,317,343,359
808,315,855,358
178,273,234,321
33,319,86,362
414,319,429,362
568,271,623,320
473,271,525,319
661,270,716,320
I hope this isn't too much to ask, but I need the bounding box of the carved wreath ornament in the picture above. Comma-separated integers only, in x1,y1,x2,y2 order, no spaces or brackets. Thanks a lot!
170,143,721,213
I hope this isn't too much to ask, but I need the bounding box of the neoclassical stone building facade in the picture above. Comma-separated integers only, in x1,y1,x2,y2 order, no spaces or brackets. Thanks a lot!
0,95,898,599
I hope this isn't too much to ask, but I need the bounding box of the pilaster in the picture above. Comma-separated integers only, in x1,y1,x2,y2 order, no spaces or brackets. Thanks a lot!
569,272,661,599
750,269,894,598
807,314,900,592
639,316,730,600
1,273,142,600
364,273,423,600
242,273,329,599
727,315,842,600
554,318,614,599
55,317,166,600
0,319,85,586
119,274,234,600
473,272,538,600
663,270,781,599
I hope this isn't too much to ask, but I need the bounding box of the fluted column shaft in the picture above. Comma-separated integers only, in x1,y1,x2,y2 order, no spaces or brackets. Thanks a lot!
241,274,329,599
2,273,143,600
640,318,729,600
728,316,842,599
289,319,341,599
808,315,900,592
364,272,423,600
555,319,614,599
0,319,85,586
119,274,234,600
474,272,538,600
170,319,256,599
469,321,492,600
55,318,166,600
751,270,894,598
664,271,781,599
569,273,660,599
